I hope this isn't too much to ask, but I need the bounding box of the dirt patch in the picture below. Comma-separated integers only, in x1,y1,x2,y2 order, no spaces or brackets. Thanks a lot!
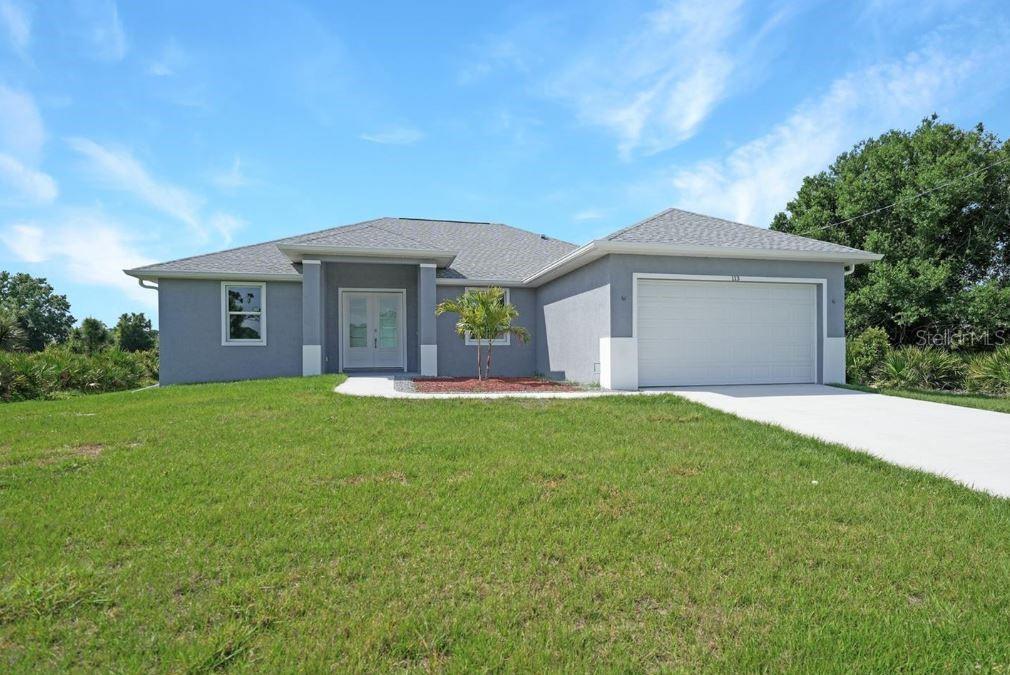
412,377,578,393
74,444,104,458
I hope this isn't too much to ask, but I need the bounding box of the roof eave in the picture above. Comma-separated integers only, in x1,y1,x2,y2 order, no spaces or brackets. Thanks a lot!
276,244,457,267
123,269,303,282
523,240,883,286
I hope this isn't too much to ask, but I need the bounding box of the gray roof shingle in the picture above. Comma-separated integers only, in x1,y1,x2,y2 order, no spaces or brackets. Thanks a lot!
606,207,872,256
127,217,578,281
126,208,878,281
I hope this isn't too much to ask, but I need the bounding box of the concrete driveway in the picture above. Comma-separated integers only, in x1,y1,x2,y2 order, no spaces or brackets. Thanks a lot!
659,384,1010,498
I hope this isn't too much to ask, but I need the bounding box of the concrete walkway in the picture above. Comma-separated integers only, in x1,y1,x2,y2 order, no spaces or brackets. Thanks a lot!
334,373,629,399
661,384,1010,498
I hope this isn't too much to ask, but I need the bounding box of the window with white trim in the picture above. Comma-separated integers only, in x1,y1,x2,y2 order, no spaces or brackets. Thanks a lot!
464,287,511,346
222,282,266,345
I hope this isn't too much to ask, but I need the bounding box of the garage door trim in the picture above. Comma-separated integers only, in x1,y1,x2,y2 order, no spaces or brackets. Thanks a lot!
631,272,827,385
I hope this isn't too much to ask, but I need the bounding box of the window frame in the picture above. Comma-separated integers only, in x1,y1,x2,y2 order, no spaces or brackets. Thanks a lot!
463,286,511,347
221,281,267,346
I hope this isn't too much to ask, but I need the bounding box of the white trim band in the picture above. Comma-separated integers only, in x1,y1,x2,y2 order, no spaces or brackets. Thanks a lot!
600,337,638,390
302,345,322,376
420,344,438,376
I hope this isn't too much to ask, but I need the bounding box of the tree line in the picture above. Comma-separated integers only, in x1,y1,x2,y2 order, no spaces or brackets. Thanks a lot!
0,271,157,354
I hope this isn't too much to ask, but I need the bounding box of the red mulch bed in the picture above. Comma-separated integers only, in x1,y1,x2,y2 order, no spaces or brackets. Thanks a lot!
412,377,578,393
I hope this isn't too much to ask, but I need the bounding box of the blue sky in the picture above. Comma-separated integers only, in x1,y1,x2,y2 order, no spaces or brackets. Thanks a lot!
1,0,1009,326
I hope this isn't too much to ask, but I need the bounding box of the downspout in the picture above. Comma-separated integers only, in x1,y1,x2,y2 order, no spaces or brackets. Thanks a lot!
843,264,855,276
138,278,159,290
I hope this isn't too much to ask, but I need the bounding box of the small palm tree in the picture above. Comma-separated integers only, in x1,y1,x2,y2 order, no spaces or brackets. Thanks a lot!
0,309,26,352
473,287,529,379
436,287,529,379
436,289,485,379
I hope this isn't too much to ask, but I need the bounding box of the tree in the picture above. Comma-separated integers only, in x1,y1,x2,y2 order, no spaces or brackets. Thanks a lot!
436,289,485,379
0,308,26,351
0,272,75,351
771,116,1010,344
435,287,530,379
72,317,113,354
472,287,530,378
115,312,157,352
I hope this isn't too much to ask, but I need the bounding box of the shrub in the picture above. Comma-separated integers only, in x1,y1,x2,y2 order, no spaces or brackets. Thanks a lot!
966,346,1010,395
846,328,891,384
873,347,965,390
0,347,158,402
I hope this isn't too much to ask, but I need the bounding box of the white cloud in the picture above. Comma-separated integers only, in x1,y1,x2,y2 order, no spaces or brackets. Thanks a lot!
76,0,127,61
0,84,45,162
211,157,248,190
0,0,30,55
68,137,246,245
573,209,605,221
0,154,57,203
207,212,244,244
0,85,56,202
1,212,156,306
68,137,203,233
657,35,1010,227
147,38,190,77
548,0,747,158
1,222,43,261
360,126,424,145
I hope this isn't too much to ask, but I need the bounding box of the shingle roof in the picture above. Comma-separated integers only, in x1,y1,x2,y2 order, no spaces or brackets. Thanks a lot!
126,217,578,281
605,207,871,256
127,239,300,276
126,208,879,282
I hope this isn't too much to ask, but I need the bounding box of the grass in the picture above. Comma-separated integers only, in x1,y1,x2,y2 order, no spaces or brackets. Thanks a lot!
3,376,1010,671
836,383,1010,414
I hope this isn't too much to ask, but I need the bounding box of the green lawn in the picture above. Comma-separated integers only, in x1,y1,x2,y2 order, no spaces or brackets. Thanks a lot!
836,383,1010,414
3,376,1010,671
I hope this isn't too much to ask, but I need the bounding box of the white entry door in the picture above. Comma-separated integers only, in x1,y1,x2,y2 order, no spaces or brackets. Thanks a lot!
341,291,405,370
637,279,817,387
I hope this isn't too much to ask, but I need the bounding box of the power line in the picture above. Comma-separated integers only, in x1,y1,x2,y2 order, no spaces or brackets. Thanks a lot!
808,154,1010,232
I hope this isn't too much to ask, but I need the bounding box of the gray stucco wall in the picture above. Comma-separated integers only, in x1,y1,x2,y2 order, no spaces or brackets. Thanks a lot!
605,254,846,338
322,262,419,372
158,279,302,385
606,254,846,384
435,286,537,377
534,256,612,383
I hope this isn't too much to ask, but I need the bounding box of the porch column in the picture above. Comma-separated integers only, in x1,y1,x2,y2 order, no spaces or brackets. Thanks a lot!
418,263,437,376
301,260,324,376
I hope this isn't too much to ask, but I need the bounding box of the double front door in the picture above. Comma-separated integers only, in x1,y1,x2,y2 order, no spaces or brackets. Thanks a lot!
341,291,405,370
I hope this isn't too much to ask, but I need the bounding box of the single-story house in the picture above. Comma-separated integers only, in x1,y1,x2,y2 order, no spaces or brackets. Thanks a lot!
125,207,881,389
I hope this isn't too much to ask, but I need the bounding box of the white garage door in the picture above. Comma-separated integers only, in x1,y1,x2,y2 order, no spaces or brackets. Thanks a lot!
637,279,817,387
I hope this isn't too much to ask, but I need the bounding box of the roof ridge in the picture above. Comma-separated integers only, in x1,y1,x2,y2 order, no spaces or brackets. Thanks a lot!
481,219,578,248
366,220,445,249
398,217,492,224
608,206,865,253
603,206,680,241
284,217,395,245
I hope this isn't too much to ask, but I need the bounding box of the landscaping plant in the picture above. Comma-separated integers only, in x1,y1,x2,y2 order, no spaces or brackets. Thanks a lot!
0,346,158,402
966,346,1010,395
435,287,529,379
0,308,27,352
846,327,890,384
873,347,965,391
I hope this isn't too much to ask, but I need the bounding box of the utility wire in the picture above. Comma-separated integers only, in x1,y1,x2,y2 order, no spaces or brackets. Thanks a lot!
808,154,1010,232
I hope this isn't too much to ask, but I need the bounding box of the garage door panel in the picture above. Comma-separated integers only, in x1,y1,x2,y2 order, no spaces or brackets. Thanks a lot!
637,279,817,387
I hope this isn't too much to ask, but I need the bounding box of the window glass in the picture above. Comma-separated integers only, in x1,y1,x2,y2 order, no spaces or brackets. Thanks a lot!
348,297,367,348
229,314,261,340
378,296,398,348
227,286,261,312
